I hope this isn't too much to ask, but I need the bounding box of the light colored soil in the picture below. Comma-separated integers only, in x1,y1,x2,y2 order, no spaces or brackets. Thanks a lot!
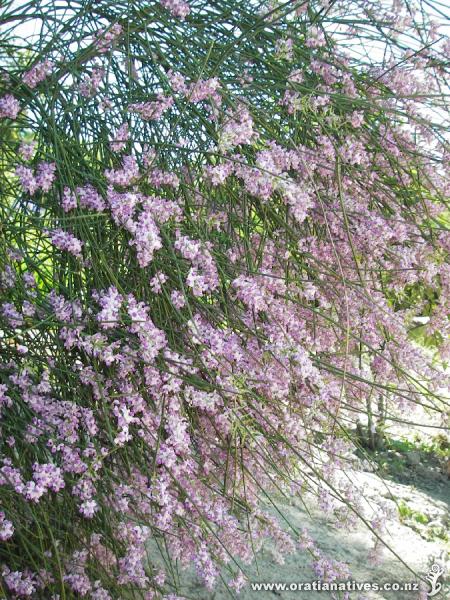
159,467,449,600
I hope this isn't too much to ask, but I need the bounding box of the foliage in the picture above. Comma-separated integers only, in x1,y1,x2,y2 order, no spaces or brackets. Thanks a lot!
0,0,449,597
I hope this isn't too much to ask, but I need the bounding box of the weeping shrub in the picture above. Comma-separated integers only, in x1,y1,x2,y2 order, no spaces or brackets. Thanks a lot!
0,0,449,597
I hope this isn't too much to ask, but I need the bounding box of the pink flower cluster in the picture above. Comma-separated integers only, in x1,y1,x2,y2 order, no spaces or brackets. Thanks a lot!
61,185,106,212
110,123,129,152
1,567,37,597
48,229,84,258
166,71,222,107
0,460,64,503
105,154,140,186
159,0,190,19
94,286,123,329
0,511,14,541
0,94,20,119
218,103,259,151
128,95,174,121
22,59,53,88
174,233,219,296
128,208,162,267
1,1,450,598
79,66,104,97
94,23,123,53
186,76,221,103
24,463,65,502
16,162,56,194
19,140,36,161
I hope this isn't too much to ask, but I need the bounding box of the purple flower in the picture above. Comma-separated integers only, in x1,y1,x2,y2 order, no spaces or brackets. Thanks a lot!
0,511,14,541
22,59,53,88
159,0,190,19
48,229,84,258
0,94,20,119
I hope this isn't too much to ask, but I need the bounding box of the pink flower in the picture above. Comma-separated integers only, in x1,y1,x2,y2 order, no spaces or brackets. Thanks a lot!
306,26,326,48
48,229,84,258
95,286,123,329
171,290,186,308
2,567,36,597
0,385,12,411
79,66,104,97
148,169,180,189
16,162,56,194
80,499,99,518
76,184,106,211
22,59,53,88
150,271,167,293
0,94,20,119
159,0,190,19
167,70,187,93
36,162,56,191
110,123,129,152
62,187,77,212
32,462,65,493
232,275,268,312
19,141,36,161
23,480,46,503
2,302,24,327
186,77,220,103
174,234,219,295
91,582,113,600
128,209,162,267
105,154,139,186
128,95,173,121
218,104,258,151
94,23,122,53
0,511,14,541
16,166,37,194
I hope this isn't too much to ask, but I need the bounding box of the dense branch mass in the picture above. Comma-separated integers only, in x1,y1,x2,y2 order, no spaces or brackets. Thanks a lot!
0,0,449,598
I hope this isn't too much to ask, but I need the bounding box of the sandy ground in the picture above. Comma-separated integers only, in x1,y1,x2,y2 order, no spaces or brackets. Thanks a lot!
156,465,449,600
142,403,450,600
